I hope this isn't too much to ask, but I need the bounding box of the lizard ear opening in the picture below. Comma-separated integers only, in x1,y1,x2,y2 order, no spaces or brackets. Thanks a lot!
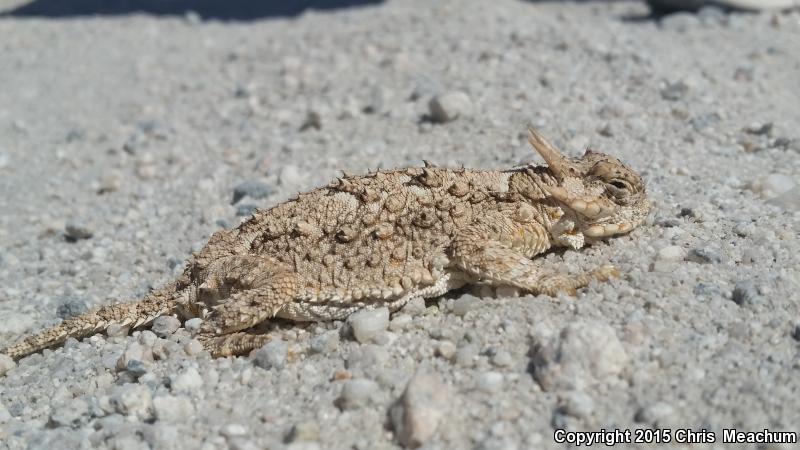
527,127,570,179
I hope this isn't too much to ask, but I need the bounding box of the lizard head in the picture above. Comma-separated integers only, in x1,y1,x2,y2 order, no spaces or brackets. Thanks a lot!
527,127,650,240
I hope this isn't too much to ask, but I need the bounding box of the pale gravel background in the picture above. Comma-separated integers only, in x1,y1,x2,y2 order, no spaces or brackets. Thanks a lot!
1,0,799,449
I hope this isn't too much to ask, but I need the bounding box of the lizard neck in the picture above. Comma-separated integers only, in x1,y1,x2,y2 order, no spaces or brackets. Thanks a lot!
508,169,583,253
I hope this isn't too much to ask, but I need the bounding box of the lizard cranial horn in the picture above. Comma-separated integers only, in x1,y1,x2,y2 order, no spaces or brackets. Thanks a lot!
527,126,570,178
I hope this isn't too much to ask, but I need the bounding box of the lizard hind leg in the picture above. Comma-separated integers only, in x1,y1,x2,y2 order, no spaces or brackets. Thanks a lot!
202,331,275,358
197,271,299,356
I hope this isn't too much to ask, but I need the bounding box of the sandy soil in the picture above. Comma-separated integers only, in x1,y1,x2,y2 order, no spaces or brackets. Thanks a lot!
1,1,799,449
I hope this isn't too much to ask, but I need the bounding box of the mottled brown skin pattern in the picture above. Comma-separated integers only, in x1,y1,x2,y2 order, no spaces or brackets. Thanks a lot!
1,128,650,360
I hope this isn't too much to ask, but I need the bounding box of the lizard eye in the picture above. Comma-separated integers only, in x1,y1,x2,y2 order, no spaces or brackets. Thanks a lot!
606,179,632,199
609,180,628,190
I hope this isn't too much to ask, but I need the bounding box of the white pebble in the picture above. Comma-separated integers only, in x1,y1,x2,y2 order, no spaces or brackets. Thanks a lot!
476,372,504,393
279,164,305,187
635,402,676,427
348,307,390,344
0,353,16,377
452,296,479,317
428,91,473,123
389,314,413,331
110,384,153,418
532,321,628,391
252,340,288,370
184,318,203,333
170,367,204,393
153,395,194,422
151,315,181,337
436,341,457,360
561,391,594,419
491,350,513,367
657,245,686,262
750,173,795,198
337,378,379,410
390,371,450,448
310,330,340,354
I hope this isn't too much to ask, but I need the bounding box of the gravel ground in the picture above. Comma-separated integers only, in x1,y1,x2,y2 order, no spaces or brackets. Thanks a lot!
1,1,799,449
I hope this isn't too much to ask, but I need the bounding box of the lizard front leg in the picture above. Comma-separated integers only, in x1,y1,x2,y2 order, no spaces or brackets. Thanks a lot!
448,215,618,296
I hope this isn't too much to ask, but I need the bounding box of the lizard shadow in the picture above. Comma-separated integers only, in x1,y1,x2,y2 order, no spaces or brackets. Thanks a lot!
0,0,385,21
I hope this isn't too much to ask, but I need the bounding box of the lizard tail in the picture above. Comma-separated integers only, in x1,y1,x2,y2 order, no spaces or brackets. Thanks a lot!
1,284,182,361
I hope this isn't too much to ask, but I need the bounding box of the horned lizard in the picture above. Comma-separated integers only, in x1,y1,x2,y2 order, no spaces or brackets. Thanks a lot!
1,128,650,360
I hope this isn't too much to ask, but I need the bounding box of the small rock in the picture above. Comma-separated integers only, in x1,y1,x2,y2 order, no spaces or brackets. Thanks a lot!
138,330,158,347
336,378,379,410
399,297,426,316
657,245,686,262
56,296,88,319
435,341,457,360
660,81,689,101
769,186,800,211
697,5,727,24
0,353,16,376
279,165,304,187
232,180,273,204
531,321,628,391
299,110,322,131
658,12,700,32
348,307,390,344
221,424,248,437
389,314,413,331
686,248,723,264
98,170,123,193
151,316,181,337
750,173,795,199
732,280,759,306
285,421,320,443
409,75,442,101
64,223,93,242
733,222,755,237
183,339,204,356
456,344,479,368
773,137,800,152
236,204,258,217
561,391,594,419
491,350,513,367
693,282,721,297
148,423,184,449
391,370,450,448
49,399,89,427
362,86,392,114
744,122,773,136
689,113,721,131
110,384,153,418
153,395,194,422
116,341,154,373
346,344,389,375
476,371,504,393
635,402,676,427
0,403,10,423
184,318,203,333
452,296,479,317
0,312,34,335
428,91,473,123
252,339,288,370
310,330,340,354
596,123,614,137
170,367,204,393
106,323,130,338
285,443,320,450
